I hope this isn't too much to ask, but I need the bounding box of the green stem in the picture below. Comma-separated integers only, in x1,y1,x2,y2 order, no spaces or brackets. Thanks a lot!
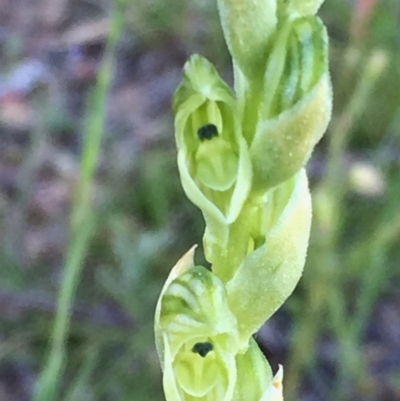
33,2,127,400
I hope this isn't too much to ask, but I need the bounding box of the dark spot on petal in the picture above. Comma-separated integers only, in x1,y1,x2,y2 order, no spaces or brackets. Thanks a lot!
197,124,218,141
192,342,213,357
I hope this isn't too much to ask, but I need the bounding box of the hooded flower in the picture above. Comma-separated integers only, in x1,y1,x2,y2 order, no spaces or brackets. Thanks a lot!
247,13,332,191
155,248,280,401
155,248,240,401
173,54,252,233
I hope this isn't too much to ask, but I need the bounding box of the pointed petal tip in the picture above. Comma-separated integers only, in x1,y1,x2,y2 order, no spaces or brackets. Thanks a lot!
273,365,284,389
174,245,198,277
260,364,284,401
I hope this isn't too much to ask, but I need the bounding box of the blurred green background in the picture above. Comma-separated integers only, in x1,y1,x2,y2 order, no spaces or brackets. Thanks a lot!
0,0,399,400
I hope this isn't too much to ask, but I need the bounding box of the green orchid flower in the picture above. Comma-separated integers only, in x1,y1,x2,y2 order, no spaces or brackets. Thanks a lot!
155,248,283,401
216,0,331,193
155,248,240,401
173,54,252,229
248,14,332,191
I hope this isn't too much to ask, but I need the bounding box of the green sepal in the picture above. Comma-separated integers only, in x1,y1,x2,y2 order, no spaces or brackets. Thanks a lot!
226,170,312,344
250,17,332,191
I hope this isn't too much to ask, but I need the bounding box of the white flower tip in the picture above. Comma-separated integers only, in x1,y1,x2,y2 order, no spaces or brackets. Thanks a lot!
272,365,284,390
260,364,284,401
172,245,197,278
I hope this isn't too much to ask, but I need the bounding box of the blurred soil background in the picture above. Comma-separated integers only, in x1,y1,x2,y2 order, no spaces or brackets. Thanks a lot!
0,0,399,400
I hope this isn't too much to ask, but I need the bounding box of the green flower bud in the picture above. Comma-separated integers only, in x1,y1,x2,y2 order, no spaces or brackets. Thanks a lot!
155,249,240,401
226,169,312,343
249,16,332,191
173,54,252,229
217,0,278,78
